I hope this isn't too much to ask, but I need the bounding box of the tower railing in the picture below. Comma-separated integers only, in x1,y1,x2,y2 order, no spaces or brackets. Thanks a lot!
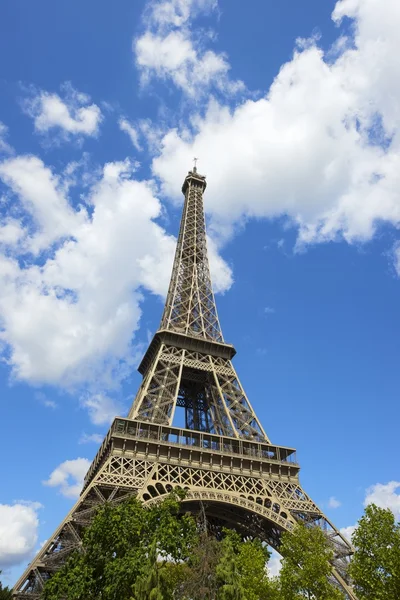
83,417,299,489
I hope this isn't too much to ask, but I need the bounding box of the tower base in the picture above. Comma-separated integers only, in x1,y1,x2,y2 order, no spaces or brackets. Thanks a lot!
13,418,357,599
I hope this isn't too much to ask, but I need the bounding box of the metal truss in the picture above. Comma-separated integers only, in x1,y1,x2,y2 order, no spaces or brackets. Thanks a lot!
160,169,223,342
128,344,267,441
13,421,358,599
13,168,359,599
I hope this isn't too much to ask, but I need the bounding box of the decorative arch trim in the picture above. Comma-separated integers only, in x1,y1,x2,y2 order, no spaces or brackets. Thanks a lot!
142,487,295,533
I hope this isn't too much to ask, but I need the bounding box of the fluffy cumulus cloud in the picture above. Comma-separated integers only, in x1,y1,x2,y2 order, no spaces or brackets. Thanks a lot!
135,0,243,97
0,157,167,387
0,155,85,253
0,153,232,416
43,458,91,498
81,394,125,426
0,501,41,567
364,481,400,519
340,480,400,542
152,0,400,258
24,82,103,140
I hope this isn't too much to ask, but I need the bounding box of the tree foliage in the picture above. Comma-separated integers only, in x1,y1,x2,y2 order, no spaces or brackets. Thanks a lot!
217,530,278,600
350,504,400,600
134,540,176,600
178,529,221,600
0,573,12,600
216,532,245,600
42,493,400,600
43,491,196,600
278,523,344,600
42,493,284,600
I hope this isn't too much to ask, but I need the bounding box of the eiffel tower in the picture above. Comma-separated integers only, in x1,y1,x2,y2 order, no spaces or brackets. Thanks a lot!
13,166,358,599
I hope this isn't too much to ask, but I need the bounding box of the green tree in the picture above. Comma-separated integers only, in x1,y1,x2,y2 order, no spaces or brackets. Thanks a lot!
40,493,366,600
279,523,344,600
43,491,197,600
133,540,174,600
216,532,244,600
349,504,400,600
178,530,221,600
217,530,278,600
177,527,279,600
0,572,13,600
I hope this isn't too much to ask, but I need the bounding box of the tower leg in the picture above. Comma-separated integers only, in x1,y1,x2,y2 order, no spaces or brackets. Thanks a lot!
13,421,358,600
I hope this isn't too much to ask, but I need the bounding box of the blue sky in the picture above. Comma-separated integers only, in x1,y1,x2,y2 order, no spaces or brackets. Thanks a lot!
1,0,400,584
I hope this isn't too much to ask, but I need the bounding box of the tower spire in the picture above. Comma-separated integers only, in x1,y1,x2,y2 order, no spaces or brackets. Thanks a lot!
160,165,223,342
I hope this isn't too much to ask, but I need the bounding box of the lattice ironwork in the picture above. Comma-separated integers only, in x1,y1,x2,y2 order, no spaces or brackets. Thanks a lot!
13,168,359,600
13,424,358,599
128,344,267,440
161,169,223,342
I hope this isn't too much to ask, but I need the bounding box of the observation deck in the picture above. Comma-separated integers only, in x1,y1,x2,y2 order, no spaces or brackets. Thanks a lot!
83,418,299,492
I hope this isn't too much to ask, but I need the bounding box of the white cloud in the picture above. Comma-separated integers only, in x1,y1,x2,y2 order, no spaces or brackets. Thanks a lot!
80,394,124,426
24,82,102,139
0,155,85,253
147,0,217,29
119,118,142,151
43,458,91,499
268,548,282,578
0,122,13,154
340,524,356,542
79,432,104,444
0,158,163,387
264,306,275,315
135,31,242,97
328,496,342,509
364,481,400,519
35,392,57,409
0,154,232,419
135,0,243,97
0,501,41,567
0,218,25,247
207,235,233,294
340,479,400,543
151,0,400,262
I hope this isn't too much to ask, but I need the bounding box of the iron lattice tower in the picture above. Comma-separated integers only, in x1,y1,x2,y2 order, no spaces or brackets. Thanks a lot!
14,168,358,599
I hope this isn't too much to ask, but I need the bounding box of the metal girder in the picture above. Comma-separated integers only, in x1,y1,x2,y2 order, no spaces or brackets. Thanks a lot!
13,424,357,599
128,344,268,441
161,170,223,342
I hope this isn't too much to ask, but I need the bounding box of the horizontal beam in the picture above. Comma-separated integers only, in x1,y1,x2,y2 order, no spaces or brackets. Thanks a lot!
138,329,236,375
83,418,299,491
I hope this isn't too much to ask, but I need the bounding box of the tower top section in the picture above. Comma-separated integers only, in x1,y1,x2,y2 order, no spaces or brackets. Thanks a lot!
182,168,207,194
159,165,223,343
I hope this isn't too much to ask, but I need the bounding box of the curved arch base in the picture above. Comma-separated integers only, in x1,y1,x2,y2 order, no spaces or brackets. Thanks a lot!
12,425,358,600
